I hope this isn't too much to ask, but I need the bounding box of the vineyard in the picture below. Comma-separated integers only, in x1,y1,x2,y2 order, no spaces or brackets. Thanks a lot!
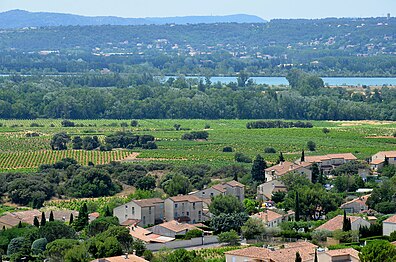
0,150,132,170
0,119,395,170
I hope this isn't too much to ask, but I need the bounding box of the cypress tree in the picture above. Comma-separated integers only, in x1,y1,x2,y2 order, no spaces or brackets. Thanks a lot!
40,212,46,227
33,216,40,227
384,156,389,166
342,210,352,231
104,206,112,217
301,150,305,162
295,191,300,222
251,154,267,182
74,203,89,231
311,163,320,183
49,211,54,222
278,152,285,163
314,249,318,262
69,213,74,225
295,252,302,262
17,221,22,228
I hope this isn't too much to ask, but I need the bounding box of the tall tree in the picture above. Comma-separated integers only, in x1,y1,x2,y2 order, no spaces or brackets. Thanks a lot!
295,192,300,222
342,210,352,231
311,163,320,183
40,212,46,227
69,213,74,225
251,154,267,182
300,150,305,162
295,252,302,262
74,203,89,231
33,216,40,227
49,211,55,222
278,152,285,163
314,249,318,262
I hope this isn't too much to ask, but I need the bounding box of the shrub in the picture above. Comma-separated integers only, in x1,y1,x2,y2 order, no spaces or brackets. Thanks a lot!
181,131,209,140
61,120,75,127
307,141,316,151
235,153,252,163
218,230,240,246
131,120,139,127
264,147,276,153
223,146,233,152
142,141,158,149
184,229,203,240
322,128,330,134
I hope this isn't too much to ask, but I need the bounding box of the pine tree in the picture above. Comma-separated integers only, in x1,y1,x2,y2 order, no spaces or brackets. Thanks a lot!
278,152,285,163
74,203,89,231
33,216,40,227
40,212,46,227
69,213,74,225
301,150,305,162
104,206,112,217
295,252,302,262
49,211,54,222
251,154,267,182
311,163,320,183
295,191,300,221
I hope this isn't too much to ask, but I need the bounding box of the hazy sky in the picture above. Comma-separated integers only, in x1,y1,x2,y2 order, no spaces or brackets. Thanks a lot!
0,0,395,20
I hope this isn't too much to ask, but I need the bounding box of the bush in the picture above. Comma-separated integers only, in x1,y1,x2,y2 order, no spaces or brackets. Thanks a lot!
31,238,47,255
184,229,203,240
61,120,75,127
181,131,209,140
234,153,252,163
218,230,240,246
322,128,330,134
143,250,153,261
264,147,276,153
307,141,316,151
142,141,158,149
223,146,233,152
131,120,138,127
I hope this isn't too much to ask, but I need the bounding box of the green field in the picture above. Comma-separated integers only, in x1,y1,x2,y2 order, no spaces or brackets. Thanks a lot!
0,119,395,171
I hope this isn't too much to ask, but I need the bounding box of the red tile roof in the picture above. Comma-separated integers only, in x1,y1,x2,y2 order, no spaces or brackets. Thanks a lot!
253,210,283,223
340,194,370,208
315,215,363,231
225,180,244,188
325,248,359,259
91,254,148,262
211,184,227,193
384,214,396,224
152,220,201,233
168,195,203,203
134,198,164,207
265,161,308,176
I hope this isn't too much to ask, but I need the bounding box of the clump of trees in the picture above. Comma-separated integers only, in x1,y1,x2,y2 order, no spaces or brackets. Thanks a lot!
181,131,209,140
246,120,313,129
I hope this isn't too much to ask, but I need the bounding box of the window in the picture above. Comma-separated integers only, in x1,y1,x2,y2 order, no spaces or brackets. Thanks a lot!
175,204,178,208
202,192,205,195
132,207,135,215
186,212,189,216
193,203,196,210
210,193,214,197
149,207,152,215
125,205,128,209
198,211,201,215
143,216,146,225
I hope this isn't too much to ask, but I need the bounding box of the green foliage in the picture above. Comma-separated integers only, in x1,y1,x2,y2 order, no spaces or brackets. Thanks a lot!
243,198,258,215
234,153,252,163
162,173,192,196
51,132,71,150
184,229,203,240
251,154,267,182
7,237,30,256
39,221,76,243
264,147,276,154
342,211,352,232
73,203,89,231
136,176,156,190
307,141,316,151
86,217,119,237
210,212,248,233
45,239,79,262
218,230,240,246
31,238,47,255
359,240,396,262
132,239,146,256
181,131,209,140
64,244,91,262
241,218,266,240
209,195,245,216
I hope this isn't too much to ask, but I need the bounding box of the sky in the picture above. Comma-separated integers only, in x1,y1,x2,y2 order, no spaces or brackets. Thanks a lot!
0,0,395,20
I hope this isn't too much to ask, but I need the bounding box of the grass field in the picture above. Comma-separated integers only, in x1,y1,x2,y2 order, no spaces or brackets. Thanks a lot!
0,119,395,171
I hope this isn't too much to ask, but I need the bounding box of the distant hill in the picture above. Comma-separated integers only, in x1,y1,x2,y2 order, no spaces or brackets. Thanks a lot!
0,10,266,28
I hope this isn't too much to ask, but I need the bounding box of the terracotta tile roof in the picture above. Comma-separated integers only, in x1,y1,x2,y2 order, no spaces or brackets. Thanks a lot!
384,214,396,224
211,184,227,193
253,210,283,223
325,248,359,259
45,210,79,222
370,159,385,165
0,214,21,227
153,220,202,233
265,161,307,176
225,180,245,188
10,210,41,224
91,254,148,262
89,212,100,218
327,153,357,160
304,155,331,163
315,215,362,231
168,195,203,203
134,198,164,207
225,242,318,262
340,194,370,208
376,151,396,158
129,226,174,243
120,219,140,226
225,246,272,259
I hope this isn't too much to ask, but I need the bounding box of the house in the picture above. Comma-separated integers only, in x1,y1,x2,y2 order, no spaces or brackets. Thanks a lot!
315,215,370,232
340,195,370,214
370,151,396,171
149,220,202,238
46,210,79,223
383,214,396,236
113,198,165,227
257,180,287,201
164,195,205,224
129,225,174,243
225,241,317,262
91,254,148,262
190,180,245,201
252,209,295,228
302,153,357,174
265,161,312,182
0,214,21,229
318,248,360,262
